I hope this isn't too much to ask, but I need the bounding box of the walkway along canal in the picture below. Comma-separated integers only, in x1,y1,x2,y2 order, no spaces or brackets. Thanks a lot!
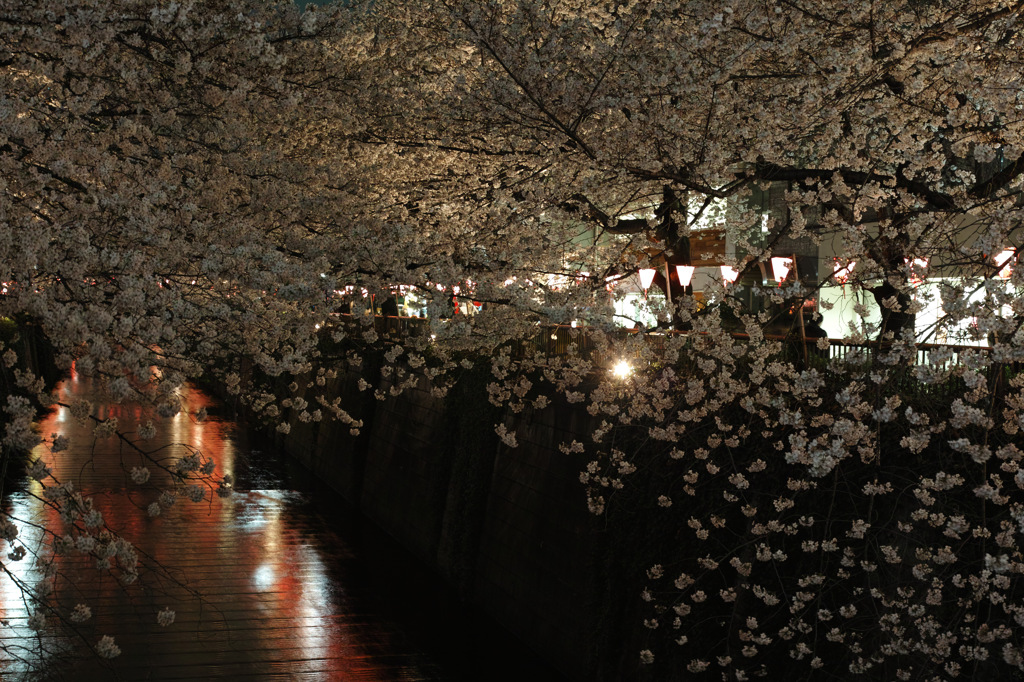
1,369,562,680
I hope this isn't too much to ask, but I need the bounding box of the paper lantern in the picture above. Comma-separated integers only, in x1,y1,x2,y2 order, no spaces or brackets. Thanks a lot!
638,268,657,290
770,257,793,285
905,257,928,285
675,265,695,287
995,249,1015,279
833,259,855,284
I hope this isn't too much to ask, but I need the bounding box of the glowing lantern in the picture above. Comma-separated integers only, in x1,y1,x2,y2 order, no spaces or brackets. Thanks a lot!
905,257,928,285
675,265,695,288
638,268,657,290
833,259,855,284
994,249,1015,279
770,257,793,285
720,265,739,285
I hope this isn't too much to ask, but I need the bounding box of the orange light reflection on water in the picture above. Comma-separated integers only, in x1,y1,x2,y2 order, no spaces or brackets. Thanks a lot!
0,378,427,679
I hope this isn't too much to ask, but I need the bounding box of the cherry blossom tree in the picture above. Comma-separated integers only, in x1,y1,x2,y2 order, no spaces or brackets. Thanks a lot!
3,0,1024,678
0,0,379,664
350,1,1024,678
359,0,1024,336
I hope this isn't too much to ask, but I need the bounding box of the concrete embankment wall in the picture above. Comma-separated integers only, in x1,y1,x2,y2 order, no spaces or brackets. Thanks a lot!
274,363,644,681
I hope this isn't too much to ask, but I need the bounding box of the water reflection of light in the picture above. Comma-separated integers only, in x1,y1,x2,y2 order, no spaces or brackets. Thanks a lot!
0,414,73,646
0,493,45,617
1,376,426,679
171,409,185,448
297,542,337,655
232,494,284,533
252,563,276,590
1,447,65,662
262,498,283,557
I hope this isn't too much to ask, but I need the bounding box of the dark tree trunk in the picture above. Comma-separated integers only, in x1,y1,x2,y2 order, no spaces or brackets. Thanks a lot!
657,190,694,330
870,280,916,341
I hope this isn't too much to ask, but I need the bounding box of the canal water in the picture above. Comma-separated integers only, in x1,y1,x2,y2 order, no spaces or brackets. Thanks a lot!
1,372,563,680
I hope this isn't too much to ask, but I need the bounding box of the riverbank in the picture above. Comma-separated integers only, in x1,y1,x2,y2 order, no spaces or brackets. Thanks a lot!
6,375,565,680
250,359,644,682
223,414,567,681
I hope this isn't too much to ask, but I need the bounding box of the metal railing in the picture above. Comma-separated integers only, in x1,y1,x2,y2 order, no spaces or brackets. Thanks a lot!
334,314,1000,371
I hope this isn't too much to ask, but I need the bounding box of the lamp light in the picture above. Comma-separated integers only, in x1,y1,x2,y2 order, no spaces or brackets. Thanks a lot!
675,265,695,288
995,249,1015,279
638,268,657,290
905,257,928,285
770,257,793,285
720,265,739,285
833,259,855,284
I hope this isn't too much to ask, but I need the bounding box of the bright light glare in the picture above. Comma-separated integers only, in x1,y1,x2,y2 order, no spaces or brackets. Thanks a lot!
638,268,657,289
675,265,695,287
770,257,793,284
612,360,632,379
833,259,855,284
995,249,1015,279
905,257,928,284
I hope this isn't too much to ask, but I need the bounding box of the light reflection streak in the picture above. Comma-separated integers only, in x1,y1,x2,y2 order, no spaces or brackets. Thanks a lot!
252,563,276,591
0,376,431,679
296,542,337,656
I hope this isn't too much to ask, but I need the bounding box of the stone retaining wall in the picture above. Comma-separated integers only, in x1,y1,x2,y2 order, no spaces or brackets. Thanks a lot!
275,363,631,681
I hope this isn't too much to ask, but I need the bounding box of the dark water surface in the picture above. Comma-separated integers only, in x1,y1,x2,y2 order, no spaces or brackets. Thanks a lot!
0,372,563,680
